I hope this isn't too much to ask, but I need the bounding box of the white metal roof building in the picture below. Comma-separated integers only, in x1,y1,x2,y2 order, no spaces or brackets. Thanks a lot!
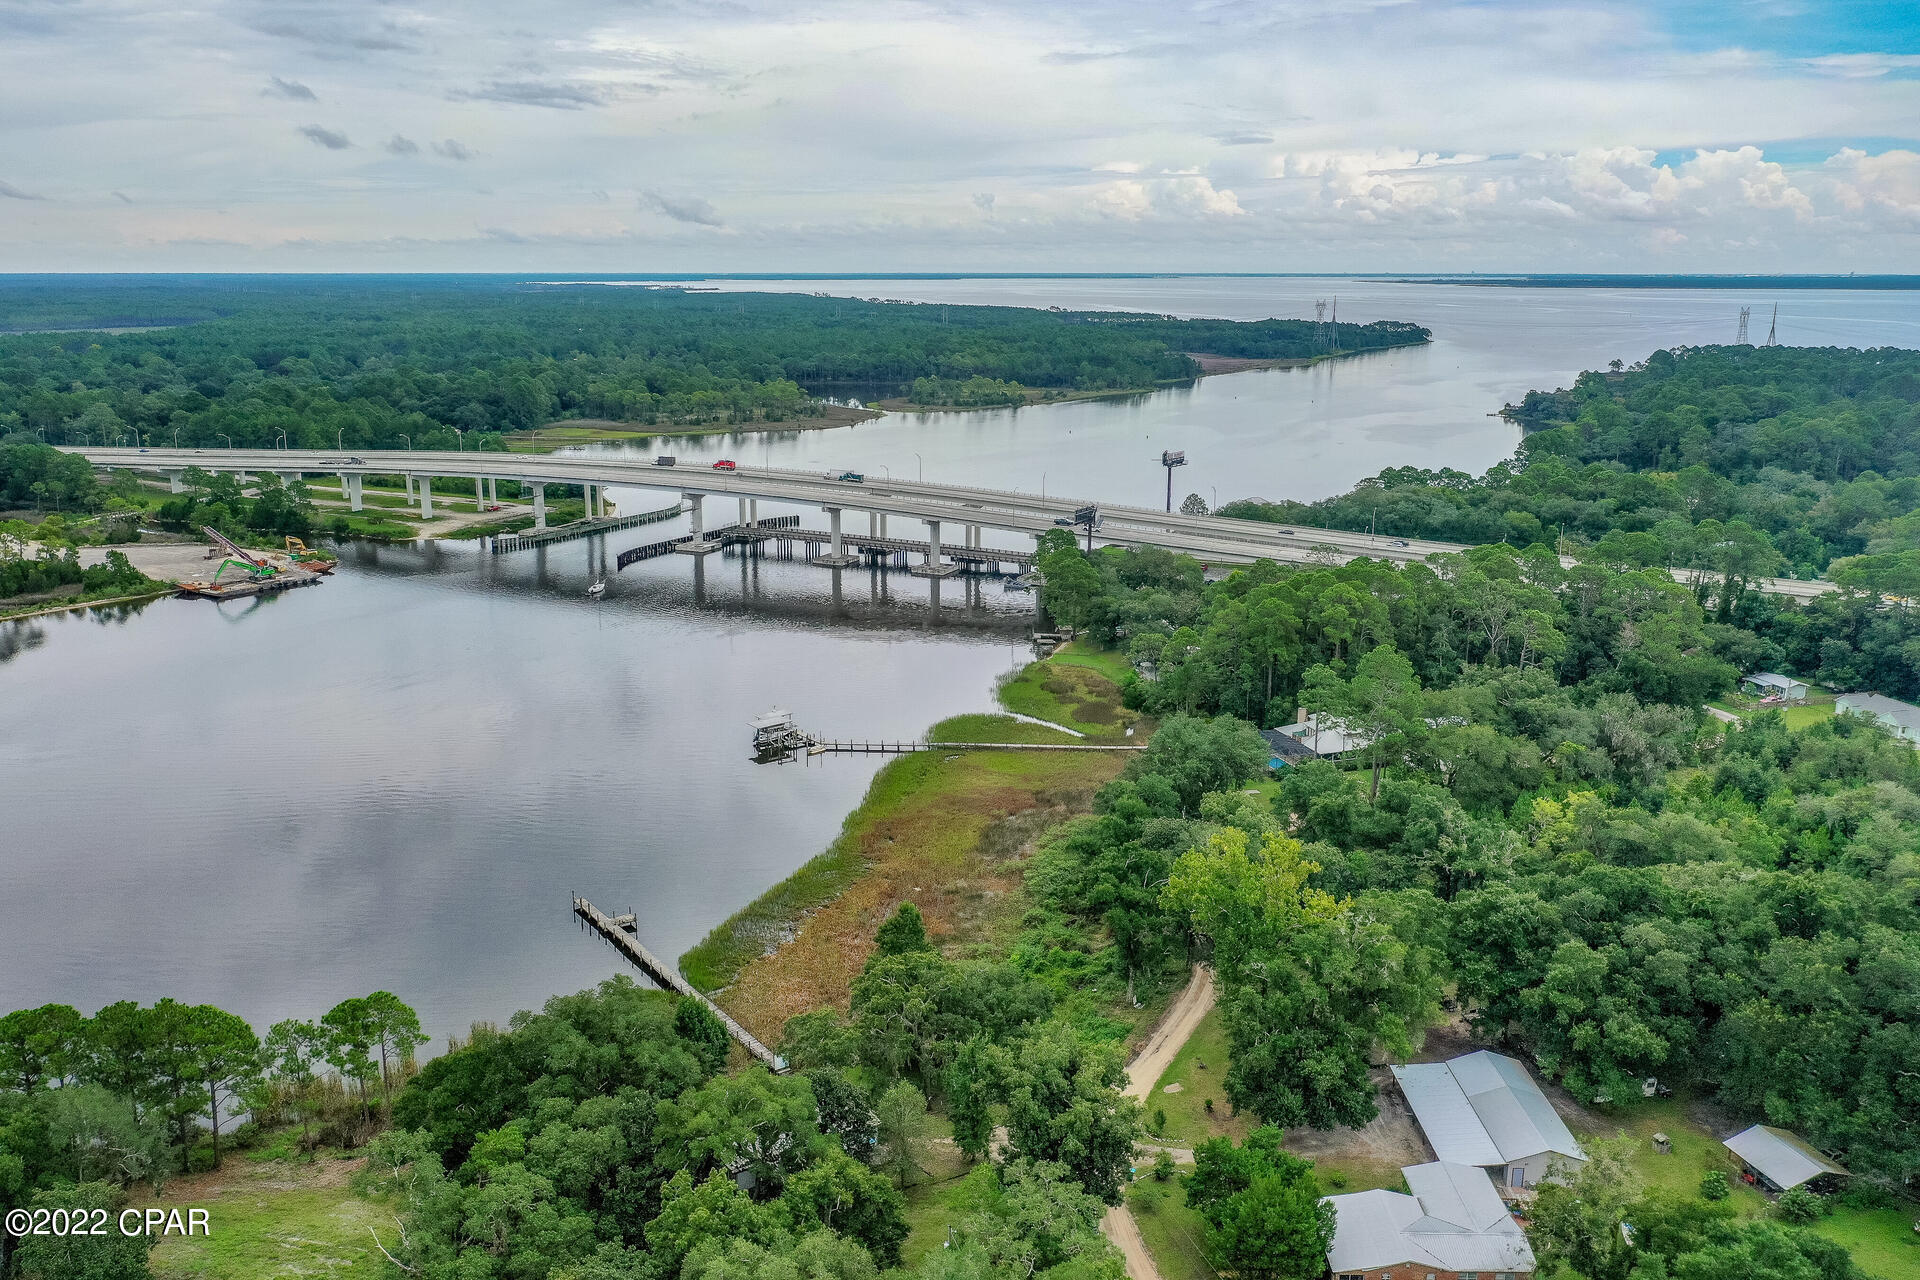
1836,692,1920,742
1325,1161,1536,1278
1391,1051,1586,1189
1722,1124,1850,1192
1743,672,1810,699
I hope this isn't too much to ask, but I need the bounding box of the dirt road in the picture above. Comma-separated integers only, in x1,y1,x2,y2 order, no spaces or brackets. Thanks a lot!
1101,964,1217,1280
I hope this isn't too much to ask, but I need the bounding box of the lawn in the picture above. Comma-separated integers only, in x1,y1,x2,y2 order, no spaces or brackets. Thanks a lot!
998,659,1136,739
1583,1098,1770,1217
1144,1007,1254,1147
1046,641,1136,687
144,1150,388,1280
1708,687,1836,731
929,713,1087,745
899,1162,999,1268
1814,1205,1920,1280
1126,1177,1215,1280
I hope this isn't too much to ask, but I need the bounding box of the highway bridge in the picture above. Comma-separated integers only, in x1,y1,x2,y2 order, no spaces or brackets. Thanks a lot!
68,446,1834,599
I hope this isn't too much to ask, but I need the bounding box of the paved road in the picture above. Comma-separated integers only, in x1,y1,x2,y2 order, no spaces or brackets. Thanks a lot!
1101,965,1217,1280
65,447,1836,597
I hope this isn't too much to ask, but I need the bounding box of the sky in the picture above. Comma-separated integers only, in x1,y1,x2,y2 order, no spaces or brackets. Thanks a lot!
2,0,1919,272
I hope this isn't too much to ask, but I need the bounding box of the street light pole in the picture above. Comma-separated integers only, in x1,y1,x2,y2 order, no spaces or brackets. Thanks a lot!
218,433,231,448
399,434,411,449
914,452,922,482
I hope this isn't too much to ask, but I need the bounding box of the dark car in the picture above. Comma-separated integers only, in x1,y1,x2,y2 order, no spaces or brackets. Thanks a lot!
1389,538,1410,547
654,455,676,466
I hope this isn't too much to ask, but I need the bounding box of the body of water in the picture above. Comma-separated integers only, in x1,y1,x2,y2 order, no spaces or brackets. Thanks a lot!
6,275,1920,1039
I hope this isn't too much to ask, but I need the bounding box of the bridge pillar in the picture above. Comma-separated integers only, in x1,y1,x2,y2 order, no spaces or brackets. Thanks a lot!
750,498,759,526
167,471,185,494
417,477,433,519
738,496,748,527
675,492,718,555
532,484,546,529
911,518,958,577
814,505,856,567
475,475,486,512
341,473,364,511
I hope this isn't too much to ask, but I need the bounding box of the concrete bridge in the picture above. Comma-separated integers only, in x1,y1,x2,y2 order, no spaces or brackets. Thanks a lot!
67,446,1835,598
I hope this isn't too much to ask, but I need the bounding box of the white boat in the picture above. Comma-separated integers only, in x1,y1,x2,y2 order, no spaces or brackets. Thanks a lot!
586,579,606,598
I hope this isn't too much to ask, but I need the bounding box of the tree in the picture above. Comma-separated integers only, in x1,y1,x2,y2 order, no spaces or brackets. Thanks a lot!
319,996,380,1124
362,991,427,1106
806,1066,877,1162
1123,715,1270,814
262,1019,327,1156
1163,827,1343,985
1203,1171,1335,1280
1303,644,1425,802
779,1148,910,1267
11,1182,153,1280
999,1024,1141,1205
1181,493,1210,516
0,1004,83,1093
669,1066,824,1198
45,1085,166,1189
646,1169,777,1274
682,1230,880,1280
874,902,933,957
185,1006,260,1168
945,1037,997,1161
873,1080,933,1187
1529,1140,1644,1280
966,1159,1115,1278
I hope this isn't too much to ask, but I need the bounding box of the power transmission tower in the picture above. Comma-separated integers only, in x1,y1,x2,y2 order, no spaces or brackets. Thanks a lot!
1314,300,1329,352
1736,307,1751,345
1764,304,1778,346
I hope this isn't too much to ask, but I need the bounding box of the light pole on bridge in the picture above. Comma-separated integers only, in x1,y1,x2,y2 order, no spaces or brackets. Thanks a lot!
217,434,231,448
399,434,411,450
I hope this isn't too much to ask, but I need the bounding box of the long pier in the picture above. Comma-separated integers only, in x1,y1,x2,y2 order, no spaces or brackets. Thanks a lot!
811,739,1146,754
492,502,684,554
571,896,785,1072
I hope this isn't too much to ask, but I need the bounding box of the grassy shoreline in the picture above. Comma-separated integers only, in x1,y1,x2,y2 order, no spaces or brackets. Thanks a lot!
680,648,1140,1041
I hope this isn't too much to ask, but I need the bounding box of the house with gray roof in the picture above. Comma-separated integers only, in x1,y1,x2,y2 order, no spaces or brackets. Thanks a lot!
1743,672,1810,701
1325,1161,1535,1279
1391,1051,1586,1190
1722,1124,1849,1193
1836,692,1920,743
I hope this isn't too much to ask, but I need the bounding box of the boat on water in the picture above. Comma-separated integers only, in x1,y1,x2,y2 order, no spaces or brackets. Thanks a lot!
586,579,606,598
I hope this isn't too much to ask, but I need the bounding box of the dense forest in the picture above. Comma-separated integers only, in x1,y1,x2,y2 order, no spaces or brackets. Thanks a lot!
1027,528,1920,1203
1224,345,1920,580
0,280,1427,450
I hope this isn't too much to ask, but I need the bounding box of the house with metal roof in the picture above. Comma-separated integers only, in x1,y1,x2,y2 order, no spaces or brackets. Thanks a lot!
1722,1124,1850,1193
1258,727,1320,769
1742,672,1810,701
1836,692,1920,743
1391,1051,1587,1190
1268,710,1372,757
1325,1161,1536,1280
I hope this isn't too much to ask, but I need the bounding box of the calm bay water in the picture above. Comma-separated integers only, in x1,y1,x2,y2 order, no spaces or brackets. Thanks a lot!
5,276,1919,1040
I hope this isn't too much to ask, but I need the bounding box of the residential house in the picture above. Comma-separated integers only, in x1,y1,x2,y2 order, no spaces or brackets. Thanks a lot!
1742,672,1810,701
1391,1051,1587,1190
1835,692,1920,743
1325,1160,1536,1280
1268,710,1372,757
1258,727,1320,769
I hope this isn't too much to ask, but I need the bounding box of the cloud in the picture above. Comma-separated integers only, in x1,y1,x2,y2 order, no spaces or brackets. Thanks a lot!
1214,132,1274,146
1824,148,1920,224
432,139,474,161
449,80,610,110
252,15,418,56
973,192,995,213
385,135,420,156
0,180,45,201
1803,53,1920,78
297,125,352,150
1093,174,1244,220
264,76,317,101
640,191,723,226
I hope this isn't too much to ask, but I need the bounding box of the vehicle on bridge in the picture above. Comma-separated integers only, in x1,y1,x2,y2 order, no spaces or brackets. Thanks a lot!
654,455,675,466
835,471,864,483
712,459,737,470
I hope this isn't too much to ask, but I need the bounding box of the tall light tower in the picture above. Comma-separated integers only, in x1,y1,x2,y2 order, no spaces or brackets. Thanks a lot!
1160,449,1187,513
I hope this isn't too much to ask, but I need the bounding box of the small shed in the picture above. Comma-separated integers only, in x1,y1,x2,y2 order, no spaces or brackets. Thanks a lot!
1742,672,1809,701
1722,1124,1849,1193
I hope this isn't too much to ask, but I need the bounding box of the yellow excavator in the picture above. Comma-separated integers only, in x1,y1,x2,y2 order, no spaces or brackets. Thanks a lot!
283,536,338,574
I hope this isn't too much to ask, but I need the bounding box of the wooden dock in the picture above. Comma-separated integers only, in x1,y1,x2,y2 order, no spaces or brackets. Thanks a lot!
811,739,1145,754
176,568,326,601
571,896,786,1072
492,502,684,554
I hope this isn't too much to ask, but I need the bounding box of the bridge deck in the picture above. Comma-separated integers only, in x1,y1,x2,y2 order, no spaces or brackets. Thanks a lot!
572,896,784,1071
492,502,683,553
